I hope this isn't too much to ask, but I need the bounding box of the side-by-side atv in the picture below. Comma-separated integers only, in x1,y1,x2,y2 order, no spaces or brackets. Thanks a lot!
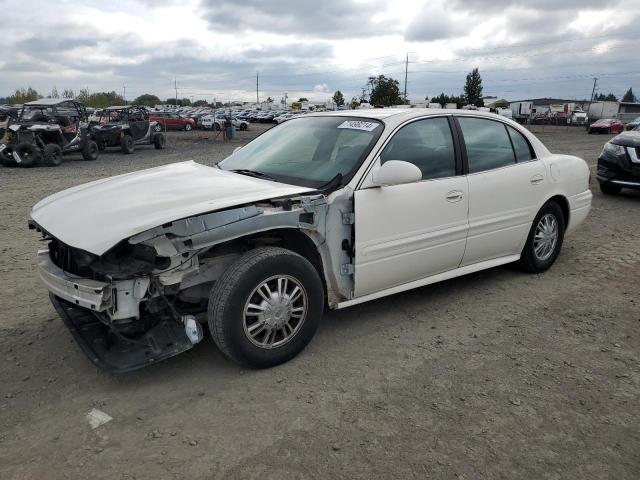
0,99,98,168
90,106,165,153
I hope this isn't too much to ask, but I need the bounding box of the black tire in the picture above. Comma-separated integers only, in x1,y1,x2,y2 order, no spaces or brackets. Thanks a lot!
0,147,17,167
42,143,63,167
208,247,324,368
81,140,99,161
517,201,565,273
239,123,247,131
97,142,106,151
154,123,162,132
14,143,40,168
153,133,165,149
600,183,622,195
120,135,134,154
184,123,193,131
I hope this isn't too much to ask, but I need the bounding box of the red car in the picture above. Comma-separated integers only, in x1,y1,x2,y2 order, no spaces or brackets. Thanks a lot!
588,118,624,134
148,112,195,131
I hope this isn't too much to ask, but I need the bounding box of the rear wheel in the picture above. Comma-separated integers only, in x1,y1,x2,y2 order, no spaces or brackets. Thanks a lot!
518,201,565,273
43,143,63,167
208,247,324,368
239,123,248,131
184,123,193,131
154,123,162,132
14,143,40,167
600,183,622,195
82,140,99,161
153,133,165,149
120,135,134,154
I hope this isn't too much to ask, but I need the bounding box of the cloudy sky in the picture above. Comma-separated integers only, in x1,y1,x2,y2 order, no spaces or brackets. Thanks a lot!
1,0,639,104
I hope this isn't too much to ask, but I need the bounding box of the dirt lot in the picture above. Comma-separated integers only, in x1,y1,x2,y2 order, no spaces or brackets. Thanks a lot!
1,124,639,480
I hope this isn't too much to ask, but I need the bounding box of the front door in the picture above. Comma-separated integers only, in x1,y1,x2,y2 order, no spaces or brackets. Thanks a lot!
354,117,469,297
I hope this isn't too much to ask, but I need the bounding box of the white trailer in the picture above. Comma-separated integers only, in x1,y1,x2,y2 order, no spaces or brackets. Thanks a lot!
588,101,619,120
510,101,533,121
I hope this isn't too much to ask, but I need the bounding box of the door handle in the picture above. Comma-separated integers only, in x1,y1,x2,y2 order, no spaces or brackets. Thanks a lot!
530,174,544,185
445,190,463,202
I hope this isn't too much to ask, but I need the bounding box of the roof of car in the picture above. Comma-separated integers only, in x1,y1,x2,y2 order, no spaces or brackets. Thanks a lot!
310,108,510,124
105,105,133,111
24,98,79,106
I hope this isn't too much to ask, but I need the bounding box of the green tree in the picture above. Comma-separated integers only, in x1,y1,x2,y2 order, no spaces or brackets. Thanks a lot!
621,87,637,103
181,98,191,106
349,96,360,109
3,87,40,104
133,94,161,107
192,100,209,107
266,97,274,104
332,90,345,107
430,92,465,109
76,90,125,108
50,86,59,98
368,75,403,106
298,97,309,102
464,68,483,107
62,89,75,99
596,92,618,102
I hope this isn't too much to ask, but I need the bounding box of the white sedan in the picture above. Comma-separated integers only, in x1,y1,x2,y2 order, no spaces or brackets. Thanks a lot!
30,109,591,371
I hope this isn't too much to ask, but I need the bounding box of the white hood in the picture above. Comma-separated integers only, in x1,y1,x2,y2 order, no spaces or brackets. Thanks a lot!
31,161,312,255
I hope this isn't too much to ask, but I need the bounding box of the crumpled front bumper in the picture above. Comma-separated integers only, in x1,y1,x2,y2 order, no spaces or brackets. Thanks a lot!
37,248,112,312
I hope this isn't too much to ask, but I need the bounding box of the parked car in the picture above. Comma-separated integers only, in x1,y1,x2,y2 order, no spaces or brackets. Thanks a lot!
596,130,640,195
588,118,624,134
90,106,165,153
148,112,195,131
29,110,591,372
625,116,640,130
0,99,98,168
568,110,588,126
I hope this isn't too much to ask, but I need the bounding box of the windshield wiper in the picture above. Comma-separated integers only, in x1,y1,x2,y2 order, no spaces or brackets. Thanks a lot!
231,169,278,182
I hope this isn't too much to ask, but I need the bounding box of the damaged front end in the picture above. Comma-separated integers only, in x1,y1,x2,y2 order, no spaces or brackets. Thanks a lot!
31,191,351,372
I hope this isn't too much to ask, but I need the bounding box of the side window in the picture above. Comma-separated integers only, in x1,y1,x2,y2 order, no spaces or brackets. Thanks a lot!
458,117,515,173
507,125,535,162
380,117,456,180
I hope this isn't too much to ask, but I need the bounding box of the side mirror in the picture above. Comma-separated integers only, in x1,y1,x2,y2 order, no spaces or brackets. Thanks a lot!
371,160,422,187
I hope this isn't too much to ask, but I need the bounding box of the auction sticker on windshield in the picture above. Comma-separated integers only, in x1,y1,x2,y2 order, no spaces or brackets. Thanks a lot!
337,120,379,132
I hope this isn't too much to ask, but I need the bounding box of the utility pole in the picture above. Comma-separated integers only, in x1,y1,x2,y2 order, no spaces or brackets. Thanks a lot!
174,78,178,105
590,77,598,103
403,53,409,103
122,85,126,104
256,71,259,107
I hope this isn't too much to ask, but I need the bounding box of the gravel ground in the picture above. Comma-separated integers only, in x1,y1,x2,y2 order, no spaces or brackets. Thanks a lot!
0,124,638,480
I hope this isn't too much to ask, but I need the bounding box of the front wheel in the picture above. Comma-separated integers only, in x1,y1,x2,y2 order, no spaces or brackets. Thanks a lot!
154,123,162,132
208,247,324,368
120,135,134,154
43,143,63,167
184,123,192,131
153,133,165,149
82,140,99,161
517,201,565,273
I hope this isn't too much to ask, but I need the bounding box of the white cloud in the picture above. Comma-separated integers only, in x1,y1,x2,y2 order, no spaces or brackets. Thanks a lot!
0,0,639,103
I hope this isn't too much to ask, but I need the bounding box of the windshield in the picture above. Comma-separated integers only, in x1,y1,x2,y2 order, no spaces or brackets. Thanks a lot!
218,116,383,188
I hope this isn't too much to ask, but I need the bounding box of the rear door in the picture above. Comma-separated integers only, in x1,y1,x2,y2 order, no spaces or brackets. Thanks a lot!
455,116,546,266
354,116,469,296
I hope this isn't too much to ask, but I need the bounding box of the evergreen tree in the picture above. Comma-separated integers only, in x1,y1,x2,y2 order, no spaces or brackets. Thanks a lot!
332,90,345,106
464,68,483,107
622,87,637,103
